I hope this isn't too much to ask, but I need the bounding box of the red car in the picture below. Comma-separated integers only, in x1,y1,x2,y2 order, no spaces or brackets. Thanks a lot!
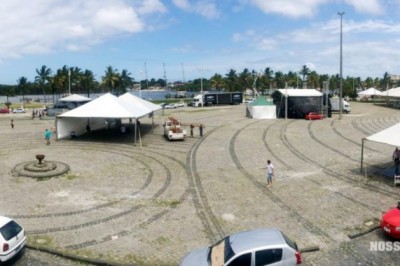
381,202,400,238
0,108,9,114
305,112,324,120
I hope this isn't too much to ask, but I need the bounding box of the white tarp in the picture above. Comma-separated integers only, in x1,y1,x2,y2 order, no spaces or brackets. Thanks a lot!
247,97,276,119
381,86,400,97
119,92,161,112
365,122,400,147
358,87,382,96
56,93,152,139
277,89,323,97
361,122,400,173
59,94,92,102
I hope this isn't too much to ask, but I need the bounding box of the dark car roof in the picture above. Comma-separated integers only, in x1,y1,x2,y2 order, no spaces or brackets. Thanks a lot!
229,228,287,253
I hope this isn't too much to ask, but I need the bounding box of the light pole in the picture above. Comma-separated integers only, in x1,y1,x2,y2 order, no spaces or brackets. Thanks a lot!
338,11,345,120
68,69,71,95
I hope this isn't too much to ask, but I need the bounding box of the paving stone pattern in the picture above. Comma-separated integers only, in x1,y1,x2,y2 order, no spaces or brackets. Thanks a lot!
1,102,400,265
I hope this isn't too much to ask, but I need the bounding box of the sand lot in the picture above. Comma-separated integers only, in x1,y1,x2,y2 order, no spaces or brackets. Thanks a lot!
1,102,400,265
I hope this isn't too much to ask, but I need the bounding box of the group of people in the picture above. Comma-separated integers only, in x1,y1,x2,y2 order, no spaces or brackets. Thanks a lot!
32,109,46,119
189,124,205,137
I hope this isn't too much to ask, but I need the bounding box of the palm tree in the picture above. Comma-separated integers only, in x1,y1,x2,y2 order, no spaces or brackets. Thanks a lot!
17,76,28,108
238,68,252,91
210,73,225,91
224,69,239,91
299,65,310,88
102,66,120,93
81,70,96,97
118,69,133,95
308,71,319,89
35,65,52,103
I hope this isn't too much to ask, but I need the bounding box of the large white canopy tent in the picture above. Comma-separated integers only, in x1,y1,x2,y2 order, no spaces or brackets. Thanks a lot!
59,94,92,102
361,122,400,172
56,93,152,140
119,92,162,131
357,87,382,97
119,92,161,112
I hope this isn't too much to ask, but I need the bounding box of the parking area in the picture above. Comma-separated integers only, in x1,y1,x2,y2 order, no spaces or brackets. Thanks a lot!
1,102,400,265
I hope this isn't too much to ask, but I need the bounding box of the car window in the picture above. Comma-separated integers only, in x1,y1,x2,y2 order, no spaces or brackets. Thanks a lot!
0,220,22,241
255,248,282,266
227,252,251,266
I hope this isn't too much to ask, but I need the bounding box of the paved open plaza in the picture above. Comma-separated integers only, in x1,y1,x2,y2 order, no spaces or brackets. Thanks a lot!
1,102,400,265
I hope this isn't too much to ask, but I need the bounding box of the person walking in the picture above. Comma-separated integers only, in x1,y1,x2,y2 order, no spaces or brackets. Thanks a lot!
45,129,52,145
10,119,14,129
266,160,274,187
199,124,204,137
190,124,194,137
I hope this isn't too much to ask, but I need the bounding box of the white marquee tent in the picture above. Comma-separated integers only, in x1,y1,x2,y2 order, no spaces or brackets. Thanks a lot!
246,97,276,119
361,122,400,172
59,94,92,102
119,92,161,112
56,93,152,139
357,87,382,97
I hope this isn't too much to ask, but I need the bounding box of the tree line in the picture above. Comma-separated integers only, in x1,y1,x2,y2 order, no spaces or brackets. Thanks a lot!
0,64,396,101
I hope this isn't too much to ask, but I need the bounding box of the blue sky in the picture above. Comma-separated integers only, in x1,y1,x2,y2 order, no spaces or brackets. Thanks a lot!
0,0,399,85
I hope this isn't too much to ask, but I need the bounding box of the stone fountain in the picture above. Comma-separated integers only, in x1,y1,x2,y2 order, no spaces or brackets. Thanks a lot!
12,154,70,178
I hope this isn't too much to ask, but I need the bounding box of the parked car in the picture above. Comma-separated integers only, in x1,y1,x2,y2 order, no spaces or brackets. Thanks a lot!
0,216,26,262
179,228,302,266
381,201,400,238
163,104,177,109
12,108,25,113
175,101,185,107
0,108,9,114
305,112,324,120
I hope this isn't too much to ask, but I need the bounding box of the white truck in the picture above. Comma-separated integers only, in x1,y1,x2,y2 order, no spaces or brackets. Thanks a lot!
330,97,351,113
163,117,186,140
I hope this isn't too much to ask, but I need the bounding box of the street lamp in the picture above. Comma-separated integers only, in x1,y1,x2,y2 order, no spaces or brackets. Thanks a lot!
338,11,345,120
68,69,71,95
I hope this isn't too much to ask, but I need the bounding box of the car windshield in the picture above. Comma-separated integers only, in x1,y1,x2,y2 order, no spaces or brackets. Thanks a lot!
208,237,235,266
0,220,22,241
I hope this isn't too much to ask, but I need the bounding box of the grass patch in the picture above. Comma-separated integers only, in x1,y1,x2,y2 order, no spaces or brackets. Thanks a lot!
154,199,181,207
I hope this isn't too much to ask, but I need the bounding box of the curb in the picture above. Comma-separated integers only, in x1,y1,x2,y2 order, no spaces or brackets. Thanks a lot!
26,243,135,266
299,245,320,253
347,225,380,239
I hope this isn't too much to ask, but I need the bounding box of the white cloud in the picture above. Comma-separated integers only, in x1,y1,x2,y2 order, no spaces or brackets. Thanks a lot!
250,0,328,18
344,0,383,15
172,0,220,19
0,0,166,60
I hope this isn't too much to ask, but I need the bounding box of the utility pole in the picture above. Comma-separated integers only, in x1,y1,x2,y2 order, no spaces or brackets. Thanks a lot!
338,11,345,120
163,63,167,89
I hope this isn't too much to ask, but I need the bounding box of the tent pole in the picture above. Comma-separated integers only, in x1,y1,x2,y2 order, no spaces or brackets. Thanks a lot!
361,138,365,173
55,117,58,141
151,112,154,133
134,119,137,145
138,125,142,148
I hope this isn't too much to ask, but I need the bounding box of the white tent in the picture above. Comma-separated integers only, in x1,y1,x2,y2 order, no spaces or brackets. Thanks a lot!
59,94,92,102
119,92,161,112
357,87,382,97
246,97,276,119
361,122,400,172
56,93,151,139
381,86,400,98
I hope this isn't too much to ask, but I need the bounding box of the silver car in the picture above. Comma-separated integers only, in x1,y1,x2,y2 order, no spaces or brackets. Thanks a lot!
179,228,301,266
